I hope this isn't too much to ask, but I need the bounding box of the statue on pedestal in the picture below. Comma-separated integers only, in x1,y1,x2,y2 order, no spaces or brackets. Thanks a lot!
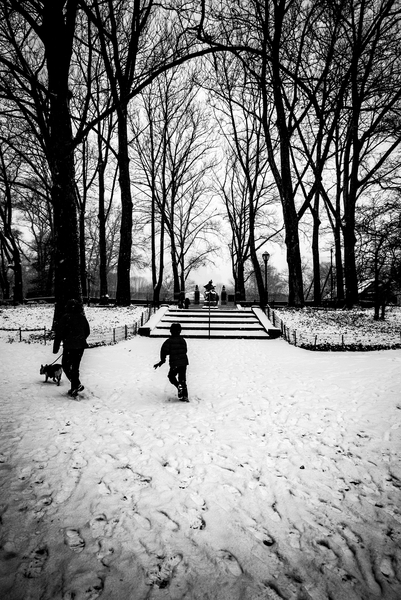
203,280,219,307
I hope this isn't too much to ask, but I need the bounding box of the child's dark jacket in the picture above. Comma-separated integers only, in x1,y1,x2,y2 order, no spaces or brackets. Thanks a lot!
160,335,188,367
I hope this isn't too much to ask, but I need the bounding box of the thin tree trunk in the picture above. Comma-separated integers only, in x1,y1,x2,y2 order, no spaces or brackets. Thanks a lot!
79,208,87,298
98,150,109,302
236,260,246,302
312,194,321,306
115,108,133,306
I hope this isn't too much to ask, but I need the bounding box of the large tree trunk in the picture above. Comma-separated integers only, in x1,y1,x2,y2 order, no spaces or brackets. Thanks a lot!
261,7,304,307
235,260,246,302
342,146,359,307
171,251,180,301
44,2,81,328
282,199,304,306
334,184,345,303
250,247,265,308
248,202,265,307
10,245,23,304
115,108,133,306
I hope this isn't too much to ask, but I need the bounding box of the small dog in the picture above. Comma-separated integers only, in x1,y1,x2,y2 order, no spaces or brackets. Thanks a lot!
40,364,63,385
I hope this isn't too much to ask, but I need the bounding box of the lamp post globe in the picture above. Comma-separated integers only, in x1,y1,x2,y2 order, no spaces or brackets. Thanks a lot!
262,251,270,265
262,251,270,306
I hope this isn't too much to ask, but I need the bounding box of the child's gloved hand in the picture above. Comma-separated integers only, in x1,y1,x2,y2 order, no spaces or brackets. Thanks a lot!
153,361,163,369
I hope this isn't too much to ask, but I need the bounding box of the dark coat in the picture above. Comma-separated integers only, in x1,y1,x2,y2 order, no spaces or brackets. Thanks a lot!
53,312,90,352
160,335,188,367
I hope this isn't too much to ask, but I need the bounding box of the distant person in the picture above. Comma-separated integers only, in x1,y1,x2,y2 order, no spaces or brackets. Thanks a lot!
153,322,189,402
53,299,90,397
184,297,191,309
178,290,185,309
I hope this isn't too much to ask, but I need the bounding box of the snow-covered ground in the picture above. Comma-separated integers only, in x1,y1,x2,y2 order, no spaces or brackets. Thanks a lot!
274,306,401,350
0,305,401,599
0,304,145,335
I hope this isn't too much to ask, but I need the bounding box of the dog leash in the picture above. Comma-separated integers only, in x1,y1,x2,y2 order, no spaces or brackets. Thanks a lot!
49,353,63,365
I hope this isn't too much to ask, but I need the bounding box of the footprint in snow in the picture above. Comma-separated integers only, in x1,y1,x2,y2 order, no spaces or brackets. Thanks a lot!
133,511,152,530
216,549,243,577
156,510,180,532
70,453,88,469
380,555,396,578
89,513,109,537
17,466,33,481
248,525,275,547
189,491,207,510
96,538,117,567
34,494,53,514
22,545,49,578
264,503,282,523
222,483,242,496
64,528,85,553
54,470,81,504
145,553,183,588
184,507,206,530
62,573,104,600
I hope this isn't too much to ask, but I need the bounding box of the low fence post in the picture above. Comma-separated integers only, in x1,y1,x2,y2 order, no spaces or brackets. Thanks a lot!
125,325,128,340
19,328,22,342
44,327,46,345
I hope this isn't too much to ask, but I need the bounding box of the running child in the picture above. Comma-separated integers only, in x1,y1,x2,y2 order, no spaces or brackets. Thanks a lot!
154,322,189,401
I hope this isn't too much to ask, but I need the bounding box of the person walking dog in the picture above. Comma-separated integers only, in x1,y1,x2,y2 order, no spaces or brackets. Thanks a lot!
53,299,90,397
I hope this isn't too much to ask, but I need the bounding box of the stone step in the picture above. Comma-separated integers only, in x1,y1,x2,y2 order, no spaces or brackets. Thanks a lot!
156,321,263,336
162,317,259,324
139,305,281,339
150,328,270,339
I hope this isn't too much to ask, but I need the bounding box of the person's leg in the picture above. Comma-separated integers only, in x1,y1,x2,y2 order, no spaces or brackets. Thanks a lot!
168,366,179,388
177,366,188,398
62,350,73,384
70,349,84,391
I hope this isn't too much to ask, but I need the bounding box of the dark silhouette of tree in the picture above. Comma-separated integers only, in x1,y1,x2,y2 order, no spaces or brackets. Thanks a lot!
356,194,401,319
0,144,24,302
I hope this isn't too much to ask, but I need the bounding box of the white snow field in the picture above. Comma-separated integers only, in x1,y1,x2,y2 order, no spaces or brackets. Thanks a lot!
0,305,400,599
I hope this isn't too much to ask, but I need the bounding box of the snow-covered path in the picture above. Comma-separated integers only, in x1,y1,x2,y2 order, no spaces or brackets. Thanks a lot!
1,336,400,599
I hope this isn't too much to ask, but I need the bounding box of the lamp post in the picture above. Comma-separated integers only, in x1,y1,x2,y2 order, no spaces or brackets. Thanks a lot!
262,251,270,306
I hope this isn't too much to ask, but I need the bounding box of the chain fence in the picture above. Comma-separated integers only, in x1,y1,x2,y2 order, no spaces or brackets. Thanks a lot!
266,305,401,351
0,305,156,346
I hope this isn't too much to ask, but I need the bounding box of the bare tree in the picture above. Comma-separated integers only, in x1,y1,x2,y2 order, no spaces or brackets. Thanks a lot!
208,52,280,306
0,1,86,323
133,66,219,304
194,0,328,306
82,1,222,305
0,143,24,302
356,194,401,319
0,0,222,318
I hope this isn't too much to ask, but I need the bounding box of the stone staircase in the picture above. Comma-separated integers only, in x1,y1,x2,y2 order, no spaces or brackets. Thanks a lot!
139,305,281,339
